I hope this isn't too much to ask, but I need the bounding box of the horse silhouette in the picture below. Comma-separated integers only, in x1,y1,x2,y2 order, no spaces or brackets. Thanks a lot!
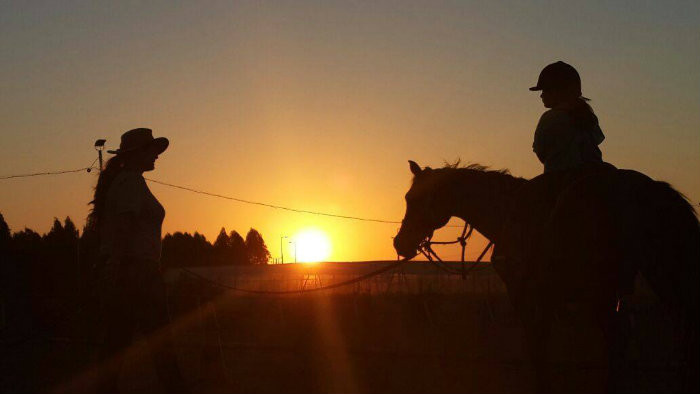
394,160,699,393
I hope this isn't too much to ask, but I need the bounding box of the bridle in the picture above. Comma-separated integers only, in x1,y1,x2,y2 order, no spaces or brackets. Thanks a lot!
403,182,494,278
417,222,494,279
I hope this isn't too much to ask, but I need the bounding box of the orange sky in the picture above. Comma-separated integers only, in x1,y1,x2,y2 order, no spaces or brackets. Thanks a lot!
1,2,698,261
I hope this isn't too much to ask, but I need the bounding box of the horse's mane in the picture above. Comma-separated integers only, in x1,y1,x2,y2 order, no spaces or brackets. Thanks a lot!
410,160,525,194
441,160,512,175
436,163,697,220
654,181,699,220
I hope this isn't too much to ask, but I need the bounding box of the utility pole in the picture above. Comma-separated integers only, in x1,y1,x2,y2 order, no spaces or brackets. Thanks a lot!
79,139,105,286
289,240,297,263
94,139,106,173
280,235,288,264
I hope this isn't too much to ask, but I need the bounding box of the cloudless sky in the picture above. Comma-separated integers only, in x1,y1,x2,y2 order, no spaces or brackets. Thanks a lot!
1,0,698,261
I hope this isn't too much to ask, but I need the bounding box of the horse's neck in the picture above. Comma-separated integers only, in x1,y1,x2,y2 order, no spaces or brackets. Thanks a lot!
448,170,526,242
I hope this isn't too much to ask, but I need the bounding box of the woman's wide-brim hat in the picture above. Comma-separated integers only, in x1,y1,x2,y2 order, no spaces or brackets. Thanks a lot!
107,128,169,155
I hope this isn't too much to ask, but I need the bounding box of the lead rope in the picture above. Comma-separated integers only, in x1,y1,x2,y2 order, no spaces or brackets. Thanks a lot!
460,226,474,279
418,222,493,278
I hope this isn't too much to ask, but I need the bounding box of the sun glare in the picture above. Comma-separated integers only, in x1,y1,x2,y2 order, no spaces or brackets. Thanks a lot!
293,229,331,263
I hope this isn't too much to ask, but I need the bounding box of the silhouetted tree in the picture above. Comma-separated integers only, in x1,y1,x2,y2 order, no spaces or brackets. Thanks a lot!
0,213,12,326
245,228,270,265
43,217,79,247
213,227,230,249
229,230,248,265
63,217,78,240
78,221,102,332
192,232,210,264
213,227,235,265
162,231,213,267
0,213,10,251
10,227,43,314
43,218,64,244
38,217,79,297
12,228,42,253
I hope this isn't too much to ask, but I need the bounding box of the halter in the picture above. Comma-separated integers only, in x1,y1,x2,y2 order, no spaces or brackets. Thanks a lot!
418,222,494,279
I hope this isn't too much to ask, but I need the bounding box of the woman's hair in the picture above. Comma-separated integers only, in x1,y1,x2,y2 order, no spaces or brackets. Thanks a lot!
567,96,599,130
85,156,125,233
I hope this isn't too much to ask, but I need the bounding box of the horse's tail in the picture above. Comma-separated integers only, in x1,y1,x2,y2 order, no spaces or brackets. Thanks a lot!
642,181,700,392
638,180,699,320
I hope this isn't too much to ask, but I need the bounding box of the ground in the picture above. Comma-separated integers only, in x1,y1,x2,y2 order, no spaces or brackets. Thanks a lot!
1,263,692,393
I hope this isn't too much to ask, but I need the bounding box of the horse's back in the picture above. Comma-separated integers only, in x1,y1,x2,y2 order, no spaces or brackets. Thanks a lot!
623,170,700,316
549,167,699,313
544,167,629,295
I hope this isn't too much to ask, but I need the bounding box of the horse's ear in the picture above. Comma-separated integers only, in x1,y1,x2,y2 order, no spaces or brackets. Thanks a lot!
409,160,422,175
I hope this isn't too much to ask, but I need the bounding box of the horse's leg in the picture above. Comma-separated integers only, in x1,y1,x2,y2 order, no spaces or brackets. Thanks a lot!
593,294,629,394
509,289,553,393
527,304,553,393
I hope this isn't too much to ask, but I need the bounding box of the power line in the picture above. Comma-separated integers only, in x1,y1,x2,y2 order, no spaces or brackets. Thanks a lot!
145,178,465,227
145,178,404,224
0,165,407,224
0,167,94,180
0,163,465,227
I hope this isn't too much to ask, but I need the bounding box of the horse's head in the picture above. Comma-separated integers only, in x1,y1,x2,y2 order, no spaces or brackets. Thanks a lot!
394,160,454,259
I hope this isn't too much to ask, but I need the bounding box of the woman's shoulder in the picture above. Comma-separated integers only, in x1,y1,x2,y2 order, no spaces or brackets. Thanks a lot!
536,108,573,132
109,171,146,194
114,170,144,183
538,108,571,123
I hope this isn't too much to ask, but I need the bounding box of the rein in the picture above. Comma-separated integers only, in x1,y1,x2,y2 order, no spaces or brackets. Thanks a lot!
418,222,494,279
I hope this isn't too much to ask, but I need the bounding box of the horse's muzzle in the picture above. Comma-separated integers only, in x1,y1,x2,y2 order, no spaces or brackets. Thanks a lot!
393,236,419,259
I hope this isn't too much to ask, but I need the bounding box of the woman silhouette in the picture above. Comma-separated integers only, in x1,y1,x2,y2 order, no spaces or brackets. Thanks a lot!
88,128,188,393
529,61,605,173
498,62,614,279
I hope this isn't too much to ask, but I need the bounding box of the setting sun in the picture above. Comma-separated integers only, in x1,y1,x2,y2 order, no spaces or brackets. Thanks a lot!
292,228,332,263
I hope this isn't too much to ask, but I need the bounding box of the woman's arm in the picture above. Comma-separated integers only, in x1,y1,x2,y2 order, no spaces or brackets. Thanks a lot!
532,109,573,167
111,211,138,260
533,116,550,164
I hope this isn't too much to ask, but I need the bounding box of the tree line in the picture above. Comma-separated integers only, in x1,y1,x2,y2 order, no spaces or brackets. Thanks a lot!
162,227,271,267
0,211,272,334
0,211,272,386
0,212,271,270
